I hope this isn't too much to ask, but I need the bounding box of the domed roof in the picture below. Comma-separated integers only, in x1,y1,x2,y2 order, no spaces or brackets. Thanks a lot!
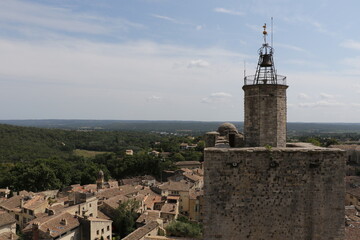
217,122,238,136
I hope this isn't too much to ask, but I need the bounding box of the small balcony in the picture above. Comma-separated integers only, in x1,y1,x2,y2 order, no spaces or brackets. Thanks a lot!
244,75,287,86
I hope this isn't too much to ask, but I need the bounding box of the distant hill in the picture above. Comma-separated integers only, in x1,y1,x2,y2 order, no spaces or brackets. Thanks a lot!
0,120,231,133
0,124,72,162
1,119,360,134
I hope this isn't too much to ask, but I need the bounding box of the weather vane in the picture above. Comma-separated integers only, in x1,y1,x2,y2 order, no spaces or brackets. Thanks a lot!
263,23,267,44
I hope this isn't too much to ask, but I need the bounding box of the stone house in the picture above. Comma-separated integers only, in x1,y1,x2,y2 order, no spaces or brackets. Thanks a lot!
0,210,17,240
157,181,193,216
0,192,49,229
136,211,162,227
60,192,98,218
188,189,203,222
346,176,360,206
160,203,178,223
174,162,201,170
21,195,48,226
80,217,112,240
330,145,360,175
0,188,10,198
167,169,203,190
23,212,112,240
122,221,159,240
345,205,360,240
23,212,81,240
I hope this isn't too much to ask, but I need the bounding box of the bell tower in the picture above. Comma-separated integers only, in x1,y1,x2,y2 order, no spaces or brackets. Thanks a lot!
203,23,345,240
243,24,288,147
96,170,104,190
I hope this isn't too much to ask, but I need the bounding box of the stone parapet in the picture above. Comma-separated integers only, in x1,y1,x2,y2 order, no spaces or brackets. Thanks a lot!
203,145,345,240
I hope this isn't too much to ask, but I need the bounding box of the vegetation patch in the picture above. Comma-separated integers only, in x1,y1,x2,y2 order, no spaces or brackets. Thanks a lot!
73,149,111,158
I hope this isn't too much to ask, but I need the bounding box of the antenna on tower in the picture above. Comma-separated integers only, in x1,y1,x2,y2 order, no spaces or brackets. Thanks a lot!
271,17,274,47
244,60,246,79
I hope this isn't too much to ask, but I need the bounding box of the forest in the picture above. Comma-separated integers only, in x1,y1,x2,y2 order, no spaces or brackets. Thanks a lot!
1,121,359,193
0,124,204,192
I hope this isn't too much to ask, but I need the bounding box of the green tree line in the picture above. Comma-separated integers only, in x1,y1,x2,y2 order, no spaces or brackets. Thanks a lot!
0,124,203,192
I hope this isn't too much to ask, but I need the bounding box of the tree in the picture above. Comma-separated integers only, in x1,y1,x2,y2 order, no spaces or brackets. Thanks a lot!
165,219,202,238
172,153,185,162
112,199,140,238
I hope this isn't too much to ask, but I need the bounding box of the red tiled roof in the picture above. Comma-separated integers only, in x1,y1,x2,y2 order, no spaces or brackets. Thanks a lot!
160,203,177,215
159,181,193,192
0,211,16,227
136,210,161,224
122,221,159,240
0,232,19,240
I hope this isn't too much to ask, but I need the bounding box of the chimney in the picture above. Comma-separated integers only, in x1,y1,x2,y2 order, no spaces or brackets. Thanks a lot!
32,223,40,240
60,218,67,226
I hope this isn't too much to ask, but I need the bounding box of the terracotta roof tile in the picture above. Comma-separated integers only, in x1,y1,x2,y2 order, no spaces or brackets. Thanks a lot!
189,189,203,200
23,195,47,210
96,188,123,200
0,211,16,227
0,196,22,211
136,210,161,224
24,212,80,238
160,203,177,215
159,181,193,192
122,221,159,240
103,195,129,210
0,232,19,240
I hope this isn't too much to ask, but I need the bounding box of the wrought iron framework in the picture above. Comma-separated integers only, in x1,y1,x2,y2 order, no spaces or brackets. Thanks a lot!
244,23,287,86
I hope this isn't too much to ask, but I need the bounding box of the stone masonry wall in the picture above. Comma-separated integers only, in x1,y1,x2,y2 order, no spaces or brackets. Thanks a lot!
203,146,345,240
243,84,288,147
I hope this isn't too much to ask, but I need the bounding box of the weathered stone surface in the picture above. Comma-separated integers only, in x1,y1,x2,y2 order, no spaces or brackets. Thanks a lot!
203,145,346,240
243,84,288,147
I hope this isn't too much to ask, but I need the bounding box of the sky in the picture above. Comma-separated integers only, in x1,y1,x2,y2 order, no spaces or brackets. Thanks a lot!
0,0,360,122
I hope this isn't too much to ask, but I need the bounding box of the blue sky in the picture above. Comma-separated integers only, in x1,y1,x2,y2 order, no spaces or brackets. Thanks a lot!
0,0,360,122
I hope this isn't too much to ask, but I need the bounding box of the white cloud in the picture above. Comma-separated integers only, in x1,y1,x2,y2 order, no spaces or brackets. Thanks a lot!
298,100,344,108
214,8,244,16
151,14,179,24
147,95,163,102
245,24,260,32
319,93,335,99
188,59,210,68
201,92,232,104
151,14,203,30
341,56,360,69
287,103,295,108
285,59,327,69
0,0,142,36
276,43,308,53
297,93,311,100
0,36,247,119
340,39,360,50
283,15,331,35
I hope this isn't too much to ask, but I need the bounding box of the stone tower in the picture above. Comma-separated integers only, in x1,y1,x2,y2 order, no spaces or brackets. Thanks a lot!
203,24,345,240
96,170,104,190
243,24,287,147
